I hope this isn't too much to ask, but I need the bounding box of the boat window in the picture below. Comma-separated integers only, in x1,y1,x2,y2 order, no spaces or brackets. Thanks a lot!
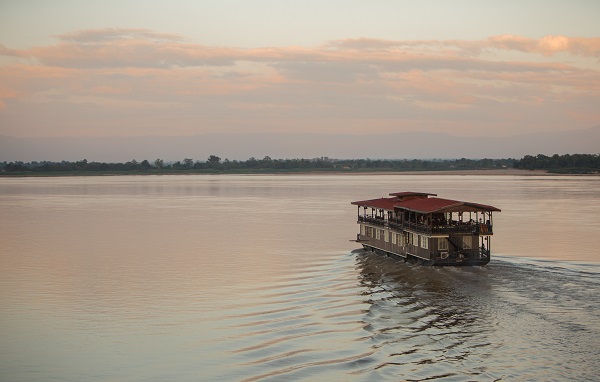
421,236,429,249
384,230,389,242
391,231,397,244
438,238,449,250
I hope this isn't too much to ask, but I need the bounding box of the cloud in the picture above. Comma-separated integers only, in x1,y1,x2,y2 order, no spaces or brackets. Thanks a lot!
274,61,376,83
487,35,600,57
538,35,570,54
331,35,600,58
0,43,19,57
4,29,597,70
1,29,598,138
24,41,240,69
55,28,183,43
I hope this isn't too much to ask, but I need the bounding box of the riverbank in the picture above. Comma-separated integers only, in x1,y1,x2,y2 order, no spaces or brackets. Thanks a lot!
0,168,565,177
327,168,554,176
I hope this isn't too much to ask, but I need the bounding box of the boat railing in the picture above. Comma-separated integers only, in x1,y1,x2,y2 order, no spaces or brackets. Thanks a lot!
357,215,385,226
359,216,493,235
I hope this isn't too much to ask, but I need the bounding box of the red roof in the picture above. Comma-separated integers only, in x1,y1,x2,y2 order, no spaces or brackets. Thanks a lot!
395,197,461,213
351,197,401,210
396,197,500,213
351,193,500,213
462,201,502,212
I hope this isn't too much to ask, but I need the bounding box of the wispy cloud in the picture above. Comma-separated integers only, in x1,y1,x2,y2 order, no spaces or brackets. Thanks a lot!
487,35,600,57
55,28,184,43
9,29,600,69
330,35,600,58
1,29,598,137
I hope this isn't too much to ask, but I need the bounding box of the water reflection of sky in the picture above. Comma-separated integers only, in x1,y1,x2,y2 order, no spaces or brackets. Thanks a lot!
1,174,599,381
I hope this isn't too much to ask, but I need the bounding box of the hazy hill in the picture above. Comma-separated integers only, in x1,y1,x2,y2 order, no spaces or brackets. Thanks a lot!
1,125,598,162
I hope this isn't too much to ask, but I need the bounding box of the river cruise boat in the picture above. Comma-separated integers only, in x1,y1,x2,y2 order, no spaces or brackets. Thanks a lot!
352,192,500,265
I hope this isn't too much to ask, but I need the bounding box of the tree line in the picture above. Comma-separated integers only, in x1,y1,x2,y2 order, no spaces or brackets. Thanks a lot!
0,154,597,174
1,156,515,173
513,154,600,173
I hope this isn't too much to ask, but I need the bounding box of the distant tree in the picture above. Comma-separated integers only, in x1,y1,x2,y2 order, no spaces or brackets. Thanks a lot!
4,162,30,172
140,159,152,170
154,158,164,169
243,157,256,168
183,158,194,168
123,159,139,171
514,153,599,172
75,159,88,170
207,155,221,167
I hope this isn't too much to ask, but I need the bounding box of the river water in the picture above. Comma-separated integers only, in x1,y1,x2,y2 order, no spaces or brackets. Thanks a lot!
1,174,599,381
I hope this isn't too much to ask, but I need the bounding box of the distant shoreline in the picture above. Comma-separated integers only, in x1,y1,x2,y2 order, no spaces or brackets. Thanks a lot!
1,168,590,178
299,168,554,176
3,154,598,176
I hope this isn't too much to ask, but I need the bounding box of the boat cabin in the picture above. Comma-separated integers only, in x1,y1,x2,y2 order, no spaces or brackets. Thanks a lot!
352,192,500,265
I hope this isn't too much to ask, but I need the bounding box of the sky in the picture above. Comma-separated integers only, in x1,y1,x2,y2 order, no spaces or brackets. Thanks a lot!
1,0,599,142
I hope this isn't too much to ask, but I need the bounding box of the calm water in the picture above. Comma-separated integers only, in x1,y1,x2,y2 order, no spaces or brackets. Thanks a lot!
1,174,599,381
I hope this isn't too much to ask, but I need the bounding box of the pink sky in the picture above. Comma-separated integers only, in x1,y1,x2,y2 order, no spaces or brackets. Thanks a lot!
1,2,599,139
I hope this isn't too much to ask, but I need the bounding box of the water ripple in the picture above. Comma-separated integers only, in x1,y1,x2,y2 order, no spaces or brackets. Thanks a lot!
202,250,596,380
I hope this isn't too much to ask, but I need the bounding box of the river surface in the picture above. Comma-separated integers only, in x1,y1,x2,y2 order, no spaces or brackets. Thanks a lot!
1,174,599,381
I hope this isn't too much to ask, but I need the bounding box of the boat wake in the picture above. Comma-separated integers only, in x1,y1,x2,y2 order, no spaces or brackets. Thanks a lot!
212,250,600,381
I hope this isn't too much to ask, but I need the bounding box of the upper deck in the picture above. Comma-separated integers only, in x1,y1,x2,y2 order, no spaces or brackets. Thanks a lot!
352,191,500,236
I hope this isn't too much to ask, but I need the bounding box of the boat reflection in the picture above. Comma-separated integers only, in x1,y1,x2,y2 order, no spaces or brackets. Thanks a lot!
354,249,499,379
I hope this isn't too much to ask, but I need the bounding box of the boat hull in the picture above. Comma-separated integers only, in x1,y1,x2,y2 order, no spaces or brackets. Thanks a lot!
361,244,490,266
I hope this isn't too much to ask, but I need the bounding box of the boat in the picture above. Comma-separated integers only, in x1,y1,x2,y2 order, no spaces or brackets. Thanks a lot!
351,192,500,265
